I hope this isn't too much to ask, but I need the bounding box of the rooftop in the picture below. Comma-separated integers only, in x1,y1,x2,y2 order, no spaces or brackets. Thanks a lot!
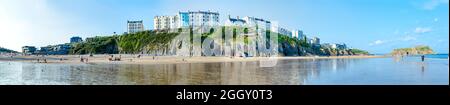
127,20,143,23
181,10,220,15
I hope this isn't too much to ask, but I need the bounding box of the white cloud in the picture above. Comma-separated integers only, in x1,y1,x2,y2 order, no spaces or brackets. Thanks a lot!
369,40,385,46
400,36,417,41
394,30,400,35
414,27,432,34
374,40,384,44
423,0,449,10
434,18,439,22
370,35,418,46
370,36,418,46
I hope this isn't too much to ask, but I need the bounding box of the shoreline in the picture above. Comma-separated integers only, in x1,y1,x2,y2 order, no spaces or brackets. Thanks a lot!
0,55,389,65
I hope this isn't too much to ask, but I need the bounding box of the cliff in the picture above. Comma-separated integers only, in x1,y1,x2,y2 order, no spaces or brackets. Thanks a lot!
277,36,367,56
71,27,369,56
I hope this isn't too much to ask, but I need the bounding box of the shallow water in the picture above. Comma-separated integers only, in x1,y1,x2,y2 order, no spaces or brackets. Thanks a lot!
0,57,448,85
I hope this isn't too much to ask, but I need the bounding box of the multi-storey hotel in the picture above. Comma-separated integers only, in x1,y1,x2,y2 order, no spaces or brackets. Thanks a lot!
127,20,144,33
153,16,178,30
311,37,320,46
154,10,220,30
226,16,271,30
187,11,220,27
292,30,305,40
242,16,271,29
274,27,292,37
225,16,246,26
226,16,295,37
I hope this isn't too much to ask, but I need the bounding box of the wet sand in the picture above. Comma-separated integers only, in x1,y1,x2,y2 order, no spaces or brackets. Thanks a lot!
0,55,447,85
0,54,388,64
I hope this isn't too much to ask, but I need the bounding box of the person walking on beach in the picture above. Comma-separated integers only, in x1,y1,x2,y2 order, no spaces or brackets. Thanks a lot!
421,55,425,62
109,55,113,61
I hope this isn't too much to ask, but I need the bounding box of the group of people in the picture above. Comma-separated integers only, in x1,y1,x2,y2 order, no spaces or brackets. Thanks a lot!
36,58,47,63
35,55,49,63
80,57,88,63
397,53,426,62
108,55,121,61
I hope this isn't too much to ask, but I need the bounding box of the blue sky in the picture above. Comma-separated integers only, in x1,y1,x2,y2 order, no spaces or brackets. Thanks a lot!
0,0,448,54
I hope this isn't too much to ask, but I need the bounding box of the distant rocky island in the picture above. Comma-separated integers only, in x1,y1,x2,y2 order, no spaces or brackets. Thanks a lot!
391,45,434,55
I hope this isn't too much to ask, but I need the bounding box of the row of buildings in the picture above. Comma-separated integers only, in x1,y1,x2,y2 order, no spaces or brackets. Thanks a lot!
225,15,323,47
22,36,83,55
20,11,346,55
149,11,323,46
153,11,220,31
128,10,346,50
127,11,221,34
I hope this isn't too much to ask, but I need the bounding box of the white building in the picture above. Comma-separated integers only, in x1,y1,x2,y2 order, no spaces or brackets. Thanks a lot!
177,12,190,28
225,16,294,37
127,20,144,33
321,43,333,49
187,11,220,27
153,16,178,30
278,27,292,37
154,10,220,31
311,37,320,45
225,15,246,26
306,37,312,44
225,16,272,35
242,16,271,30
322,43,347,49
292,30,305,40
271,25,292,37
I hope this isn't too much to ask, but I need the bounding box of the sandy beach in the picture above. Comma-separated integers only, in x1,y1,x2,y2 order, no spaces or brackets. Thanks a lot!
0,54,388,64
1,54,446,85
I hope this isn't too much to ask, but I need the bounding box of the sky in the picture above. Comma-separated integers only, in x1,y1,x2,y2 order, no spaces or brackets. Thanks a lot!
0,0,448,54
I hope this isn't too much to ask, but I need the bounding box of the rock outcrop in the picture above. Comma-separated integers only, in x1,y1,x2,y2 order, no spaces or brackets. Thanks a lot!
391,45,434,55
